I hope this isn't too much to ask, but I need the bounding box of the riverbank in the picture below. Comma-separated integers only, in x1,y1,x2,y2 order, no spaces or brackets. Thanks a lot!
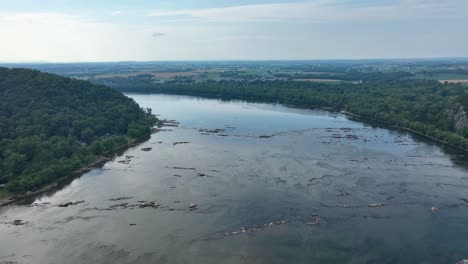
340,110,468,153
0,130,158,207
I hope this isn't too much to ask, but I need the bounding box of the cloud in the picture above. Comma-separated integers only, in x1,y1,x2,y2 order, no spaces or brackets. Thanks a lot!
148,0,468,23
1,1,468,62
152,32,165,38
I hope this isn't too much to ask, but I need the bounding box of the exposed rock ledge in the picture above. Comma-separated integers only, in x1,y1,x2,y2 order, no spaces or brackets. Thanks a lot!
446,103,468,135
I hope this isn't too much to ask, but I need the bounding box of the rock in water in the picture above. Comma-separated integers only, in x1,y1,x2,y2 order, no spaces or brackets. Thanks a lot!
141,147,152,151
456,260,468,264
189,203,197,209
12,220,25,226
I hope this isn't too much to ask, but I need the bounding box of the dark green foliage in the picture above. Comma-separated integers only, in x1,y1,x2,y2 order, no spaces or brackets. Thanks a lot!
113,79,468,150
0,67,157,193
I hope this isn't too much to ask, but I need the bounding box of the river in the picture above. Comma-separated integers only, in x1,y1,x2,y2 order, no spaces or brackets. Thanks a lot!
1,94,468,264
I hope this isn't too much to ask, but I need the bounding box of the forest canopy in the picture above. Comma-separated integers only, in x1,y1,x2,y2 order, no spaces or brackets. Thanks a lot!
0,67,157,193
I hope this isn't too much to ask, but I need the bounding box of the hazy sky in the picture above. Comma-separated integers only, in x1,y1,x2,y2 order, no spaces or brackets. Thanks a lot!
1,0,467,62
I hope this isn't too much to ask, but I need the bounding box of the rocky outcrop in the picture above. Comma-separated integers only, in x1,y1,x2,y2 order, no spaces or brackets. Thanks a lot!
446,103,468,135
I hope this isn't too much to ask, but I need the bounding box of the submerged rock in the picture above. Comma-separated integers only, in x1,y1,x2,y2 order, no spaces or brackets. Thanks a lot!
173,142,190,146
198,128,225,133
12,219,26,226
306,217,321,226
138,201,159,208
57,201,85,207
109,197,133,201
170,166,196,170
141,147,152,151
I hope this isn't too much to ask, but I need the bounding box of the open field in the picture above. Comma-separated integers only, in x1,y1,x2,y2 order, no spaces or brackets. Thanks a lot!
438,79,468,84
293,78,343,83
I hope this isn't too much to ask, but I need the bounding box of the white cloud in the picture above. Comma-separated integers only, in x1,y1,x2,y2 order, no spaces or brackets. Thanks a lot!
149,0,468,23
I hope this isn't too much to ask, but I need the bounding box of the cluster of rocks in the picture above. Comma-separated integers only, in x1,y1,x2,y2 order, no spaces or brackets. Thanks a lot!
335,203,385,209
160,120,179,127
96,198,199,212
325,128,362,141
346,134,359,140
1,219,27,226
12,219,26,226
330,134,359,140
152,128,172,133
199,128,226,134
118,155,134,164
336,189,350,197
173,141,190,146
306,216,321,225
109,196,133,201
28,202,51,207
167,166,196,170
107,200,161,210
224,219,291,237
57,200,85,207
307,175,333,186
331,134,343,139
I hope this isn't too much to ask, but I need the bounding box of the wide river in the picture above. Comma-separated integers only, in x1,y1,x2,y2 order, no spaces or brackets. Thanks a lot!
1,94,468,264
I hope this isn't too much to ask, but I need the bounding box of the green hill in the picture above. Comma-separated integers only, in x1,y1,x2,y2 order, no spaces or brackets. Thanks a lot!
0,67,157,193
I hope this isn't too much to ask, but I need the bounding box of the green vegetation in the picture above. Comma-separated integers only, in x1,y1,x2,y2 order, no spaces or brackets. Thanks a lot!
0,67,157,193
113,79,468,150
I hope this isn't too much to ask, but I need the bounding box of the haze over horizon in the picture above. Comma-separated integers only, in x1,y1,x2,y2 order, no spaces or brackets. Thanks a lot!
1,0,468,62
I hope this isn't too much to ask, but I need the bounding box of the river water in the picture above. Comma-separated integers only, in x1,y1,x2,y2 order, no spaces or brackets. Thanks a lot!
1,94,468,264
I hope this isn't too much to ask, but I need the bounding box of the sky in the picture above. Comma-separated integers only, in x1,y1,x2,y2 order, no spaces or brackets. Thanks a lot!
0,0,467,62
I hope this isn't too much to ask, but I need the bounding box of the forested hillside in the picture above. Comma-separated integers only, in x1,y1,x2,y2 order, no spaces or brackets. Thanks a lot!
0,67,157,193
112,79,468,150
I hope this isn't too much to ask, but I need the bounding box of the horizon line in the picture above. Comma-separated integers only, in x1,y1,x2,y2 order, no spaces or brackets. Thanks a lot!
2,57,468,64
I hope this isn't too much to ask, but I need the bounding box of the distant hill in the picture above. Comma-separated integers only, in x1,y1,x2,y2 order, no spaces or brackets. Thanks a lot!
0,67,157,193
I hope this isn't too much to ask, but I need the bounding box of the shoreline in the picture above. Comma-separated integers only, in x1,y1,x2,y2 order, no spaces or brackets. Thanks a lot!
339,110,468,153
0,131,154,207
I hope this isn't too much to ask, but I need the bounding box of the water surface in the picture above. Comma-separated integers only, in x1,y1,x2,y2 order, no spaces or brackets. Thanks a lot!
1,94,468,264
